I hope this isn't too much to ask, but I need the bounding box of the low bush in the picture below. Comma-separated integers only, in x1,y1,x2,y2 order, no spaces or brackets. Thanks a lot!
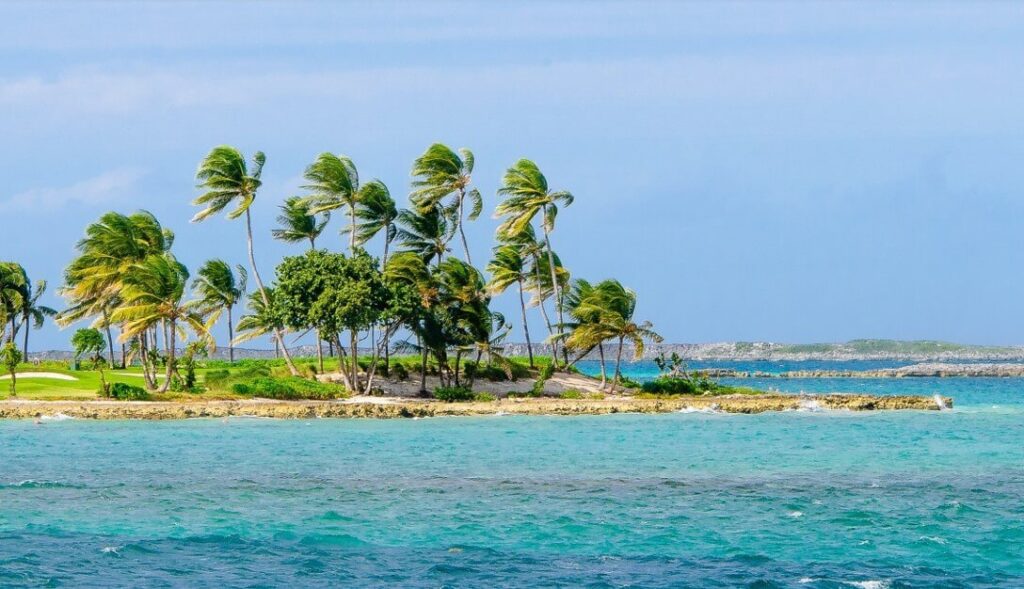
203,369,231,386
109,382,149,400
391,362,409,381
433,386,475,402
641,377,698,395
559,389,584,399
473,392,496,402
230,376,346,400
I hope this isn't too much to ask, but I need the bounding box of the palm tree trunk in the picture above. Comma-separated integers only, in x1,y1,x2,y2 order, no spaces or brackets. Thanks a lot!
22,318,29,361
310,235,316,250
457,190,472,265
531,254,555,360
227,305,235,364
454,349,462,387
350,207,357,253
417,333,427,396
611,336,624,393
334,334,353,391
246,209,299,376
598,343,607,389
102,308,115,369
517,279,534,368
160,319,176,392
541,215,563,369
120,340,126,369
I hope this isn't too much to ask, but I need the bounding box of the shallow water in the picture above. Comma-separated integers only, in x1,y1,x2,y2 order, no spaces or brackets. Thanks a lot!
1,366,1022,587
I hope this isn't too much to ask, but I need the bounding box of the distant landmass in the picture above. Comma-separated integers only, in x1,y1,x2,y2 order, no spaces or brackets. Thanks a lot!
25,339,1024,362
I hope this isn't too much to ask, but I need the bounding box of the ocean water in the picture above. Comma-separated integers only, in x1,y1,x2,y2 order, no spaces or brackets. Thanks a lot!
1,365,1023,587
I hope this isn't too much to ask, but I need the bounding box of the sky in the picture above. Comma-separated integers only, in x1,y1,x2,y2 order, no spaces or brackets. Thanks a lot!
3,1,1024,350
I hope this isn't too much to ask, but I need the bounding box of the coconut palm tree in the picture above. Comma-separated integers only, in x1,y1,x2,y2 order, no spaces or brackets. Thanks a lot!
59,211,174,367
487,244,535,368
272,196,330,250
193,145,299,376
190,260,247,363
496,159,574,367
396,207,452,267
112,254,210,392
17,278,56,359
354,180,398,265
0,263,27,345
233,287,284,353
567,280,662,393
301,153,361,252
411,144,482,264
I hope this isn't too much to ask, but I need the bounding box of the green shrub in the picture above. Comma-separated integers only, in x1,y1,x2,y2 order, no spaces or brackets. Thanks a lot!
433,386,475,402
231,383,251,395
109,382,149,400
391,362,409,380
530,363,555,397
203,369,231,386
473,392,496,402
559,389,584,399
229,376,345,400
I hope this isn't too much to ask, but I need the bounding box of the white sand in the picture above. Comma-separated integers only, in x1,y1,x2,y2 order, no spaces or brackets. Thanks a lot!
0,372,78,381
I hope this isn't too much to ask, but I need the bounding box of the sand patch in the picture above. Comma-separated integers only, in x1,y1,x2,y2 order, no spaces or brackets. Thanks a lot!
0,372,78,381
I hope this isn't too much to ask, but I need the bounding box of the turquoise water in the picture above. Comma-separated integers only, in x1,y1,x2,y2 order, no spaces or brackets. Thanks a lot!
2,366,1023,587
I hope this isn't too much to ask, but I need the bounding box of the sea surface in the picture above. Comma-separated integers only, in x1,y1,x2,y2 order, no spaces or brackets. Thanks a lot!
1,362,1022,588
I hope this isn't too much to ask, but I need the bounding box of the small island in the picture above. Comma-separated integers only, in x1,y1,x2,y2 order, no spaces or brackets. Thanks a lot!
0,144,949,418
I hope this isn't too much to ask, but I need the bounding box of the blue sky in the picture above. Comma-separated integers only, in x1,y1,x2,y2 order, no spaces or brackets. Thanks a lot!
3,1,1024,349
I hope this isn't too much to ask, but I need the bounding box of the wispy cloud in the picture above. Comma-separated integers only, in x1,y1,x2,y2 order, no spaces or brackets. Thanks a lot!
0,168,147,212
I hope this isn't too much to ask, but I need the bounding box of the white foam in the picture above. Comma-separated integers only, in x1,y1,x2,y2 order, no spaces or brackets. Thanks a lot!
678,404,721,414
933,394,948,410
846,581,889,589
797,399,823,412
40,413,75,421
787,510,804,518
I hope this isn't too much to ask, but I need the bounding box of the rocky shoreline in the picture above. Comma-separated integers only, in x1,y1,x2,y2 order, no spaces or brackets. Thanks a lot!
700,362,1024,378
0,394,951,420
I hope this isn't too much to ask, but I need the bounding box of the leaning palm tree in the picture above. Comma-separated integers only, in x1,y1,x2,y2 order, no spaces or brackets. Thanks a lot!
17,278,56,359
112,254,210,392
301,153,361,253
192,146,298,375
59,211,174,368
411,144,482,264
233,287,284,356
487,244,535,368
568,280,662,393
495,159,574,367
272,196,330,250
190,260,247,363
354,181,398,265
0,263,27,345
396,207,452,267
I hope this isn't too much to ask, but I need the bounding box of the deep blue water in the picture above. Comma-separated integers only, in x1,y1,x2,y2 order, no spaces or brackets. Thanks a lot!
1,364,1022,587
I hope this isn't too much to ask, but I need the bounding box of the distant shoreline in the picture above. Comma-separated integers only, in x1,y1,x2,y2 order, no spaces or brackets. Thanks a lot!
0,394,950,420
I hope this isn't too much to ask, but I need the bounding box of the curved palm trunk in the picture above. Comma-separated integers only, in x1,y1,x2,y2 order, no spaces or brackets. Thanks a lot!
610,336,625,394
334,334,353,391
457,189,472,265
541,213,563,369
531,254,555,360
598,343,607,389
160,319,176,392
22,318,29,361
227,305,235,364
246,210,299,376
102,309,115,369
517,278,534,368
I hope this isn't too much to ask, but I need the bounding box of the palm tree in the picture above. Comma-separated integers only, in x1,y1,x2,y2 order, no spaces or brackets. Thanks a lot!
233,287,284,353
301,153,361,252
411,144,482,264
190,260,247,364
354,180,398,265
487,244,535,368
0,263,27,345
59,211,174,368
112,254,209,392
567,280,662,393
272,196,329,249
17,278,56,359
396,207,452,267
496,159,574,367
193,145,299,376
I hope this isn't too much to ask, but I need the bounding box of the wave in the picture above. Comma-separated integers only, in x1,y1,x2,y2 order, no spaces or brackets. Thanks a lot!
40,412,75,421
0,480,84,489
